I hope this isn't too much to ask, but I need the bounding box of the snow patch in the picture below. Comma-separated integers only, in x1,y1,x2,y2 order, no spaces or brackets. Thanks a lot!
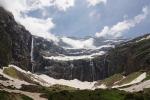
2,65,102,90
95,84,107,89
3,65,50,87
38,74,96,90
136,35,150,42
113,72,146,88
121,80,150,92
0,68,30,89
43,51,105,61
95,44,115,50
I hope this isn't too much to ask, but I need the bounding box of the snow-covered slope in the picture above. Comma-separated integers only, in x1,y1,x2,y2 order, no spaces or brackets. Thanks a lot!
1,65,98,90
113,72,146,88
121,80,150,92
1,65,149,91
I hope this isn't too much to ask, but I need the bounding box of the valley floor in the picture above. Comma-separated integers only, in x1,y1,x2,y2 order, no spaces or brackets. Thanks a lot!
0,88,47,100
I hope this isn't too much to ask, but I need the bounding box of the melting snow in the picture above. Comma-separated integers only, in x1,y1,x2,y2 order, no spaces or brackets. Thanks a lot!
95,44,115,50
95,84,107,89
0,67,30,89
38,74,96,90
1,65,148,91
43,51,105,61
121,80,150,92
136,35,150,42
1,65,99,90
113,72,146,88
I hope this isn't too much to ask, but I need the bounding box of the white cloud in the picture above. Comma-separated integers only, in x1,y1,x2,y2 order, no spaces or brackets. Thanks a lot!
19,16,59,42
0,0,58,42
61,37,95,49
95,6,149,38
0,0,75,42
87,0,107,6
53,0,75,11
25,0,75,12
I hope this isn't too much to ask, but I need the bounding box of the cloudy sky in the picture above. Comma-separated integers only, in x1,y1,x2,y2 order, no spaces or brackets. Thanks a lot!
0,0,150,41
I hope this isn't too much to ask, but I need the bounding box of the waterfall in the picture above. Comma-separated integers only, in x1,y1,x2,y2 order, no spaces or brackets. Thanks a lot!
104,54,109,76
31,37,34,73
104,54,107,65
70,63,74,79
90,58,95,81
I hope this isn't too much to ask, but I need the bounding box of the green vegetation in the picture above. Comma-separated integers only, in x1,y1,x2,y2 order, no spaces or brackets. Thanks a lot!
96,74,123,87
20,84,76,93
0,90,33,100
3,67,20,79
40,88,150,100
19,82,150,100
48,84,77,92
117,72,142,85
44,89,124,100
20,84,48,93
143,71,150,81
3,67,37,84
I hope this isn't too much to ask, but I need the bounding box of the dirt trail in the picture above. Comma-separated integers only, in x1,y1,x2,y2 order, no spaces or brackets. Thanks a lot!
0,88,47,100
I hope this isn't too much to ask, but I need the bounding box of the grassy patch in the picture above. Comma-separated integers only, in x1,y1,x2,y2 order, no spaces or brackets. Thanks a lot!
45,89,126,100
20,84,76,93
3,67,19,79
3,67,38,84
48,84,77,92
0,90,33,100
20,84,47,93
96,74,124,87
143,71,150,81
44,89,150,100
117,72,142,85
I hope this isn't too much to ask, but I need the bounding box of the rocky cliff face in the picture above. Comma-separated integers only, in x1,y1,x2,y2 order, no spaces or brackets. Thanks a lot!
102,34,150,75
0,7,32,70
33,34,150,82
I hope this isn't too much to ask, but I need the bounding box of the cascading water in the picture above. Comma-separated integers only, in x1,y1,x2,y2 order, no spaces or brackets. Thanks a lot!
31,37,34,73
90,58,95,81
104,54,109,76
70,63,74,79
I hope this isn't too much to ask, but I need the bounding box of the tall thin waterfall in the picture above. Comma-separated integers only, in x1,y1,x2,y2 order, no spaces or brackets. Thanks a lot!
70,63,74,79
90,58,95,81
31,37,34,73
104,54,109,76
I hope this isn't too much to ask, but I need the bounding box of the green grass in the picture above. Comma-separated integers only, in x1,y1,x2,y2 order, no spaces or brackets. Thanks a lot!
46,89,126,100
117,72,142,85
48,84,77,92
143,71,150,81
43,89,150,100
3,67,38,84
96,74,123,87
20,84,77,93
0,90,33,100
3,67,19,79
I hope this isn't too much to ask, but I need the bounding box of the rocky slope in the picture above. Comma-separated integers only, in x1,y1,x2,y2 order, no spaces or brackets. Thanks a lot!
32,36,116,81
98,34,150,76
33,34,150,81
0,7,32,70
